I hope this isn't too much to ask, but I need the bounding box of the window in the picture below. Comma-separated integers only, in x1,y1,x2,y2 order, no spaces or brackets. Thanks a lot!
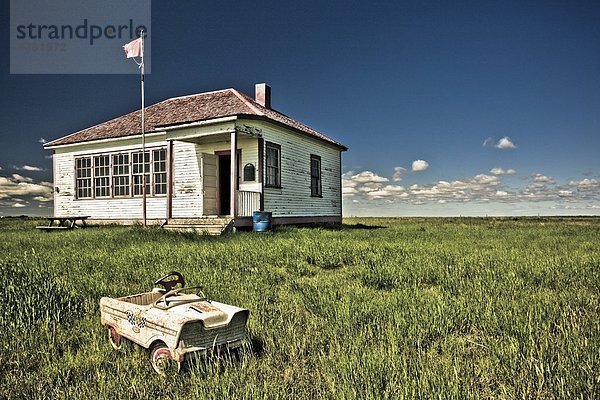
112,154,129,196
265,142,281,187
243,163,255,181
75,157,92,198
132,151,150,196
94,155,110,197
153,149,167,195
75,148,166,199
310,155,322,197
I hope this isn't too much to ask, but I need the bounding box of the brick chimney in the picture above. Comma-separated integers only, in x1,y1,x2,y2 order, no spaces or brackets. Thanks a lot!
255,83,271,109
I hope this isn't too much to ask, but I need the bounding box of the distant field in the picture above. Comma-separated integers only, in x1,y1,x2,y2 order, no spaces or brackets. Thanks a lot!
0,217,598,399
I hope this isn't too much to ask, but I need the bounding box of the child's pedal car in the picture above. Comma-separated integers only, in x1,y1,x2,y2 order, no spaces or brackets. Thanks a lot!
100,272,249,374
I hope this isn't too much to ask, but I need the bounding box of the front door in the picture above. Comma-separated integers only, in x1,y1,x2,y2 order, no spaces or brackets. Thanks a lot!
201,153,218,215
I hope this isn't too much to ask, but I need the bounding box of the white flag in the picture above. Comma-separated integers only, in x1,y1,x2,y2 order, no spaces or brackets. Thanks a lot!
123,38,142,58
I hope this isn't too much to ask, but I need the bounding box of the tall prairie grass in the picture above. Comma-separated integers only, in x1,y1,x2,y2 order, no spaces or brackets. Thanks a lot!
0,217,598,399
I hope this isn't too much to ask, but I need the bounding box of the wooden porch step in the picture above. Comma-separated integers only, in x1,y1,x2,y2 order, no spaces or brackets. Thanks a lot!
166,217,232,225
163,217,233,235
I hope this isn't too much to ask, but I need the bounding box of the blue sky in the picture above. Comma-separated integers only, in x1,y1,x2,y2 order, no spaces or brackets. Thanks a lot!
1,0,599,216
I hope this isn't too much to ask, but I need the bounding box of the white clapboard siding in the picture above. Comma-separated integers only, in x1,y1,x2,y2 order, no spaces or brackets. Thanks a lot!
194,136,260,190
50,119,342,221
171,134,260,217
53,134,169,219
253,121,342,217
171,141,203,218
237,137,261,193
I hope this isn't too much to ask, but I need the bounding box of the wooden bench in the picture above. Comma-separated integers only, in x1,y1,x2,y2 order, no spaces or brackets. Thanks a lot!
36,216,90,231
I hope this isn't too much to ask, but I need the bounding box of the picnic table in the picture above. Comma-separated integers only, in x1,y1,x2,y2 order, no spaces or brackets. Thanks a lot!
36,216,90,231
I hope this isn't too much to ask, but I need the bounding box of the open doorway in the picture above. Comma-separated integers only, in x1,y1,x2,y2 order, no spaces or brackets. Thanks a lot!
218,154,231,215
216,150,241,216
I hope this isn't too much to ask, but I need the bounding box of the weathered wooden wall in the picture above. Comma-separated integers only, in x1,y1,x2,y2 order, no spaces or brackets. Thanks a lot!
171,136,259,217
251,120,342,218
53,134,168,219
51,118,343,222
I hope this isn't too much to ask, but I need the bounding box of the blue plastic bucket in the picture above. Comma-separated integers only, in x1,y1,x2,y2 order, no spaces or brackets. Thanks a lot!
252,211,272,232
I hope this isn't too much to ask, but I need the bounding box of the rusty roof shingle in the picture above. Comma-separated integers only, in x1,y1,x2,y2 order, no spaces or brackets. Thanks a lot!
45,88,347,150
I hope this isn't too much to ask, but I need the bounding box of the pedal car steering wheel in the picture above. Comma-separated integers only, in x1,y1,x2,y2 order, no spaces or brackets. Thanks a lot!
154,271,185,293
152,286,208,310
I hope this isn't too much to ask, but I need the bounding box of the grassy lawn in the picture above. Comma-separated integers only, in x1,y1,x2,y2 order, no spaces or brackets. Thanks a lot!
0,217,598,399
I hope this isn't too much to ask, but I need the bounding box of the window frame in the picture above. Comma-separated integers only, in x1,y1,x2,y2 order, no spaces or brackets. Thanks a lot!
265,141,281,188
310,154,322,197
132,151,151,197
75,157,92,199
112,153,130,197
93,154,111,198
153,148,167,195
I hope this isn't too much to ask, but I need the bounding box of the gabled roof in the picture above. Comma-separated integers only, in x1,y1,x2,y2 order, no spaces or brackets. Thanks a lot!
44,88,347,150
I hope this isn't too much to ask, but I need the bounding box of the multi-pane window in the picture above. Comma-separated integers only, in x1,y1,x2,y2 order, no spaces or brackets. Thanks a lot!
112,154,129,196
74,148,167,199
310,155,322,197
76,157,92,198
133,151,151,196
94,155,110,197
153,149,167,195
265,142,281,187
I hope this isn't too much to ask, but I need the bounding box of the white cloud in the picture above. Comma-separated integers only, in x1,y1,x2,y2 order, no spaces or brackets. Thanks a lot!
527,182,546,190
12,203,26,208
568,178,599,191
357,184,382,193
0,175,53,199
382,185,406,193
366,190,393,198
392,167,407,182
533,174,554,183
483,137,494,147
350,171,389,183
408,174,502,203
38,138,47,144
495,137,516,149
342,178,358,188
490,167,516,176
342,186,358,196
471,174,499,185
11,174,33,182
558,190,574,197
412,160,429,172
33,196,53,202
343,171,389,197
342,166,600,209
21,165,43,172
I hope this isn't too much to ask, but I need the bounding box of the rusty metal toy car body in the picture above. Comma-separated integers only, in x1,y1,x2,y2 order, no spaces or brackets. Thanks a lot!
100,272,249,374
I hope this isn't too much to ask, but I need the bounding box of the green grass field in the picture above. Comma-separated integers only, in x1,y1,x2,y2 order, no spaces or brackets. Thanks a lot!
0,217,598,399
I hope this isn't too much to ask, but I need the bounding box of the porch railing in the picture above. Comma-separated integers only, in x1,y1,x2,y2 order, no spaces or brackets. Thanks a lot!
236,190,261,217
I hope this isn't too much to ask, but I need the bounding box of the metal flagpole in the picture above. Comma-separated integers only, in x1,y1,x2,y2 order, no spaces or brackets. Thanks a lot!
140,29,146,227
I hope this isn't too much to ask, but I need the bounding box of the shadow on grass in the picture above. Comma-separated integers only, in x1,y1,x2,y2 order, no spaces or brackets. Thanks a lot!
339,223,385,230
181,334,265,376
249,334,266,357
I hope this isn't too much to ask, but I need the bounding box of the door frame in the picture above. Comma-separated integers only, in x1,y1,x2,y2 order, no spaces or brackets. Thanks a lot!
214,149,241,215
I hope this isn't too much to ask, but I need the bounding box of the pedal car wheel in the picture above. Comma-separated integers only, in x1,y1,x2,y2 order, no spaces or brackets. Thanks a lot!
150,343,181,375
108,326,122,350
